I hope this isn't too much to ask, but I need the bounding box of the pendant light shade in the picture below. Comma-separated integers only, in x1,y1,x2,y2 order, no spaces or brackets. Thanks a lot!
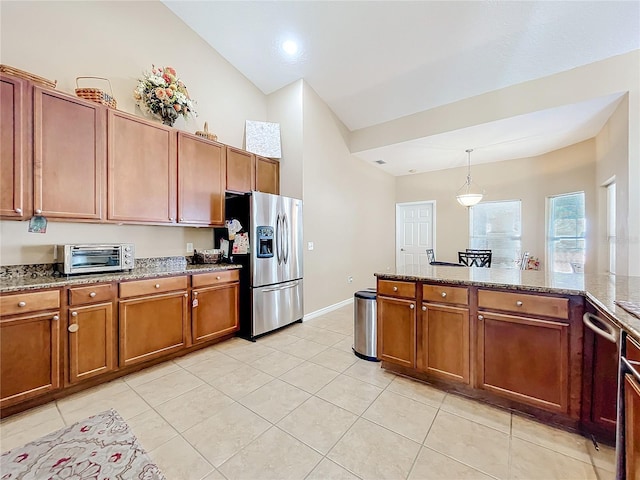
456,149,484,207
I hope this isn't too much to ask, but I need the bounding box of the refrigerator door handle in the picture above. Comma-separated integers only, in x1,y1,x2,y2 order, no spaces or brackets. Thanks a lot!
283,213,289,264
276,213,283,265
262,281,299,293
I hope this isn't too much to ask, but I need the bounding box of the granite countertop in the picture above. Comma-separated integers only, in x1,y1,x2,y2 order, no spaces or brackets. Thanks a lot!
0,263,241,293
376,266,640,341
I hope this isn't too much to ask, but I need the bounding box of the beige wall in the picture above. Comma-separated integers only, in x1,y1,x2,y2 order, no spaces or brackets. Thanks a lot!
302,83,395,312
396,141,597,272
596,96,632,274
0,0,267,265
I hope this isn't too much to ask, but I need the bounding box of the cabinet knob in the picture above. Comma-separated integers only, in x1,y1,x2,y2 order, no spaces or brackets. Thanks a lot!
410,304,415,309
15,208,22,214
89,292,96,298
52,315,59,321
17,301,26,307
35,209,42,214
516,301,523,307
155,284,160,288
180,218,184,222
441,292,447,298
184,293,188,297
193,291,199,297
68,324,79,333
169,217,175,222
216,276,221,280
71,311,78,317
393,286,398,292
478,315,484,321
422,306,427,311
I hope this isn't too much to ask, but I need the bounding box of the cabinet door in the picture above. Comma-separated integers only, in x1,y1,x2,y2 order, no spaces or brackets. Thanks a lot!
192,282,239,344
1,311,60,408
255,156,279,195
108,111,177,223
626,373,640,480
177,132,225,226
377,296,416,368
591,333,618,429
226,146,253,193
68,302,115,384
478,311,569,413
418,303,469,383
34,87,106,220
119,291,188,367
0,74,30,219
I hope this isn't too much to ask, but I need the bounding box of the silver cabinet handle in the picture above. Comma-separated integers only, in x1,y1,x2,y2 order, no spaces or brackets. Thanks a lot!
410,304,415,309
155,284,160,288
68,324,79,333
89,292,96,298
35,209,42,214
441,292,447,298
583,313,618,344
71,311,78,317
478,315,484,321
52,315,59,321
393,286,398,292
15,208,22,214
422,306,427,311
18,301,26,307
516,301,523,307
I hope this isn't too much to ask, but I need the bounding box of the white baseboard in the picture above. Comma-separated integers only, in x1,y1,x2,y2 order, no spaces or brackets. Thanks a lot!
303,298,353,321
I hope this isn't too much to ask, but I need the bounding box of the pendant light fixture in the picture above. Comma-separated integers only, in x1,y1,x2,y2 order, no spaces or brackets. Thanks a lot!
456,148,484,207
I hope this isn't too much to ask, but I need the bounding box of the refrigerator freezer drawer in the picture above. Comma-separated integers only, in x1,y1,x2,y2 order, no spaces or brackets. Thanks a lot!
252,279,303,337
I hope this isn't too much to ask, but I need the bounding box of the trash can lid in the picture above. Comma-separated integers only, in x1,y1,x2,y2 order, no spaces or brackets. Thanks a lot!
354,290,376,300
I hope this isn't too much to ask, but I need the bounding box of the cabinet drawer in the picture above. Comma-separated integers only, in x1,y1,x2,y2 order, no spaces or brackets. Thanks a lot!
0,290,60,316
423,284,468,305
119,276,187,298
378,280,416,299
192,269,240,288
68,284,114,306
478,289,569,320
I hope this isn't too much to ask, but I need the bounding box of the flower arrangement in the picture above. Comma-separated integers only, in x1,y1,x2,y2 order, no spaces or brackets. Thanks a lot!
133,65,196,126
526,256,541,270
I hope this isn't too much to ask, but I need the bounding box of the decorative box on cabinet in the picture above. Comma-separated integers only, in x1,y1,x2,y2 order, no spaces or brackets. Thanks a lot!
108,110,177,224
0,73,31,219
0,290,61,408
177,132,226,226
377,279,417,368
118,276,189,367
66,284,116,384
33,87,106,220
191,270,240,344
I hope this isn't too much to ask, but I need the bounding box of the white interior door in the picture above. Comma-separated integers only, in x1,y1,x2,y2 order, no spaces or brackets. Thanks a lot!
396,202,434,273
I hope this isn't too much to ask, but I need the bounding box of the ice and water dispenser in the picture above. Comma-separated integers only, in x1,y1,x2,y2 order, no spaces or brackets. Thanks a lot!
257,226,274,258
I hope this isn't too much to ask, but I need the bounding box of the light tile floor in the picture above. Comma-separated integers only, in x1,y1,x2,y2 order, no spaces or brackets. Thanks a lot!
1,305,616,480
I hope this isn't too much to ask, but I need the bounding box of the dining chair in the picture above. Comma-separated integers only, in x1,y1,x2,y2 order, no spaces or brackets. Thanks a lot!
426,249,436,264
426,248,464,267
458,250,492,267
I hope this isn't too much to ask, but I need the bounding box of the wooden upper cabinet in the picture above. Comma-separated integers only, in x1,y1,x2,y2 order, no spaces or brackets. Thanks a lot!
0,74,31,219
108,111,177,224
255,155,279,195
226,146,254,193
177,132,226,226
33,87,106,220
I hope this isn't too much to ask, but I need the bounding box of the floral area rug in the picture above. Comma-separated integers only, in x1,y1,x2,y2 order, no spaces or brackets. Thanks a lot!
1,409,165,479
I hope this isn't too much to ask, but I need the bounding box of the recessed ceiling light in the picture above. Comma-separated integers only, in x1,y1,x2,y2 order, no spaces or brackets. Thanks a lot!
282,40,298,56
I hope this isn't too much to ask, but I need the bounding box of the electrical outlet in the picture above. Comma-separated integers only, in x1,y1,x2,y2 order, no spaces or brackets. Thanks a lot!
186,242,194,253
347,276,353,283
308,242,314,251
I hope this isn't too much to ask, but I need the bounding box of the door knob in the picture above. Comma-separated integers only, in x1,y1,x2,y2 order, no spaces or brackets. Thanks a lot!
400,248,405,251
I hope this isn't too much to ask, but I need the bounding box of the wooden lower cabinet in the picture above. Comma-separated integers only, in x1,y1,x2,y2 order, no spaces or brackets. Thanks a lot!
418,303,469,383
0,311,60,408
377,296,416,368
119,291,188,367
68,302,116,384
626,374,640,480
192,282,239,344
478,311,569,413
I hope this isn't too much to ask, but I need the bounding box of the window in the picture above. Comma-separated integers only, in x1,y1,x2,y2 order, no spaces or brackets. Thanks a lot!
469,200,521,268
607,182,616,274
548,192,586,273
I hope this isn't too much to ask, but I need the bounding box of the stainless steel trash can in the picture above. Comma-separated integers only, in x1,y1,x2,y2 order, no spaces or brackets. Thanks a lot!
353,290,379,361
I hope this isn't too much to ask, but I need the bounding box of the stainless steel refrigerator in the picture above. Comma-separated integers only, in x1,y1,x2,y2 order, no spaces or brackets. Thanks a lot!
223,192,303,340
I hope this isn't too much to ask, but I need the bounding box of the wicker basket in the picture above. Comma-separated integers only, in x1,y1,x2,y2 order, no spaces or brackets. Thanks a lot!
195,122,218,142
193,249,222,264
75,76,117,108
0,64,56,89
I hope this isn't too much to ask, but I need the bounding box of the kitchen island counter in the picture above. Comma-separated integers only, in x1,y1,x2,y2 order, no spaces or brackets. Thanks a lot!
376,266,640,342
